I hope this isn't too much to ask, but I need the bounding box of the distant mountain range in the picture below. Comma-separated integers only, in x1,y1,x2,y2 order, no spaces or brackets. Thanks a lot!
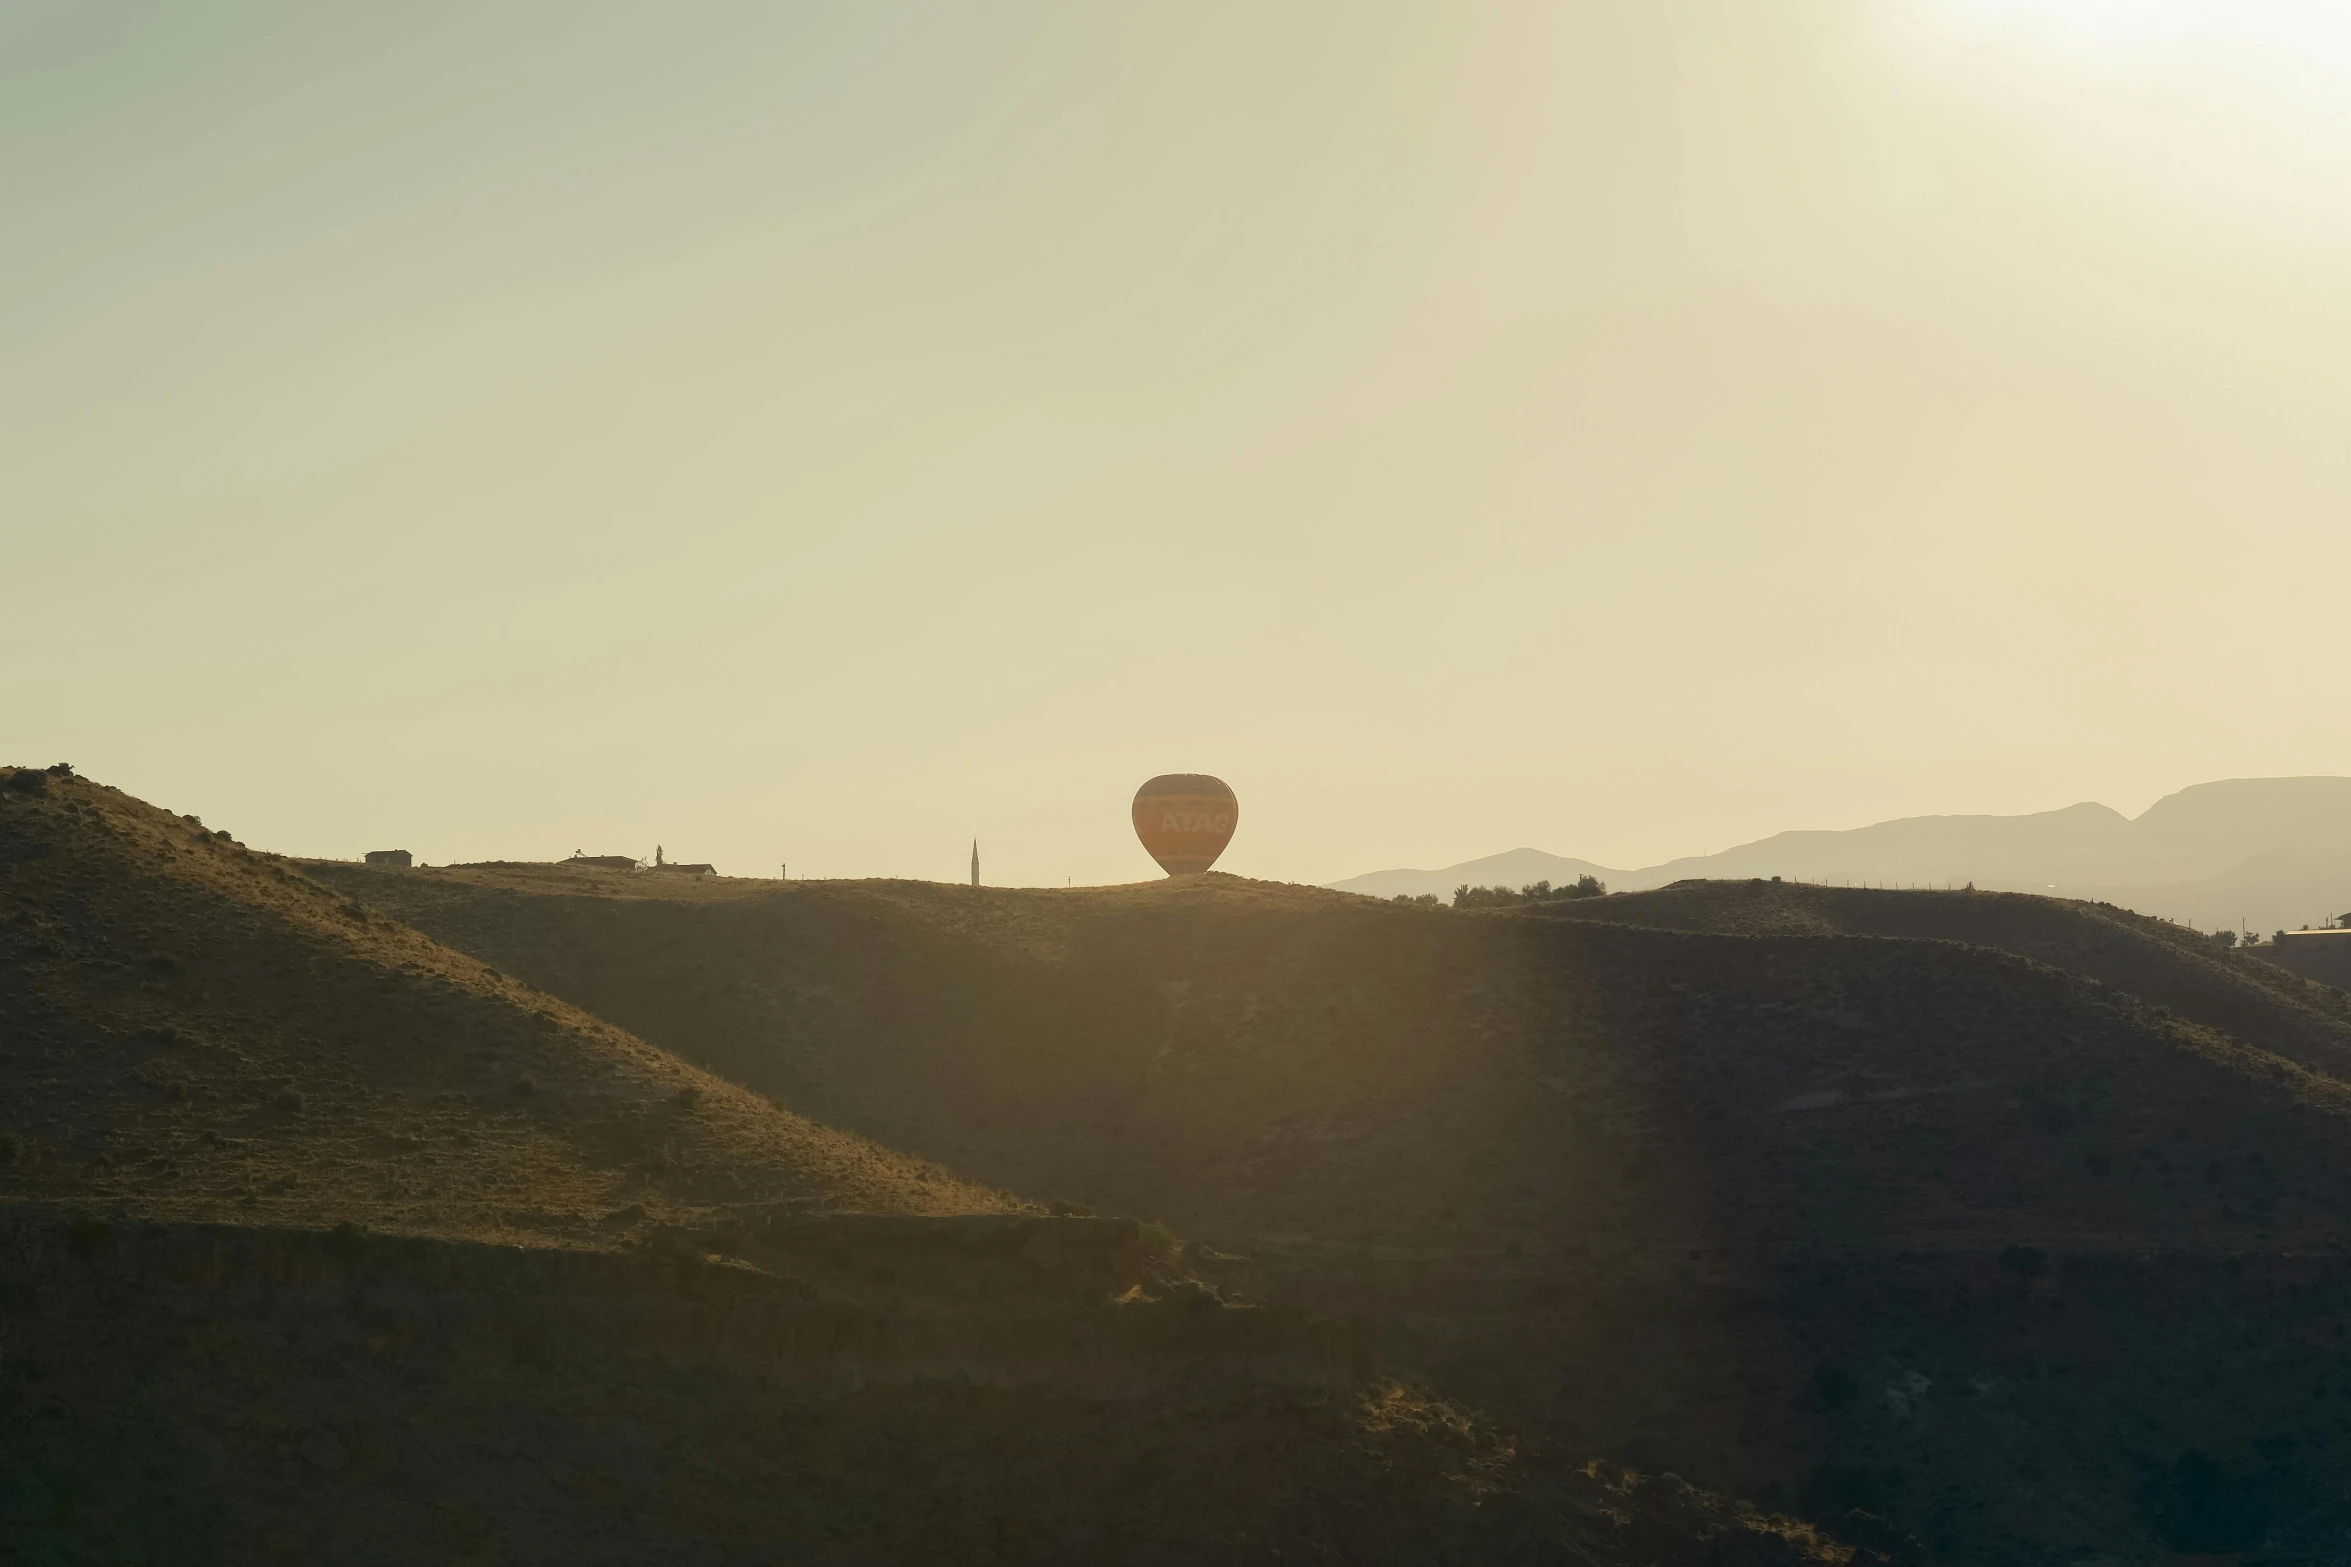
1327,777,2351,934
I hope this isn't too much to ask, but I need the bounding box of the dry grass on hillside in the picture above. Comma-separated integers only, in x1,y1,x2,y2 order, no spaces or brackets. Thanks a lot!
0,766,1017,1247
297,855,2351,1562
300,860,2351,1267
1526,877,2351,1078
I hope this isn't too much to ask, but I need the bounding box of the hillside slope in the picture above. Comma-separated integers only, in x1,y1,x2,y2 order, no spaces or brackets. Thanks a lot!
307,858,2351,1560
306,861,2351,1267
0,765,1012,1247
0,769,1868,1567
1528,878,2351,1080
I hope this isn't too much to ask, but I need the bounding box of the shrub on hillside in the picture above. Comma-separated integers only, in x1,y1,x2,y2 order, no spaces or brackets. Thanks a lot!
1452,874,1607,910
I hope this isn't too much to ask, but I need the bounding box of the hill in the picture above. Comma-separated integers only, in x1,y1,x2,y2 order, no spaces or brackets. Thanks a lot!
1329,776,2351,931
310,855,2351,1561
1,767,1857,1566
304,860,2351,1263
0,764,1008,1244
1527,877,2351,1081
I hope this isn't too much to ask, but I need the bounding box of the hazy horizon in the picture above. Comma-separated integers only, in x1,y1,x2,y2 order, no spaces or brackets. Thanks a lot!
11,1,2351,886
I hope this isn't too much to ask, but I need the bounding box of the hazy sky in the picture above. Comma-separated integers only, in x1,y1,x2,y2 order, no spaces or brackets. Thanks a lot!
8,1,2351,885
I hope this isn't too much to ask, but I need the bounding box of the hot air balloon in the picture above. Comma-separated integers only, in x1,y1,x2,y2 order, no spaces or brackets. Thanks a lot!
1132,774,1238,876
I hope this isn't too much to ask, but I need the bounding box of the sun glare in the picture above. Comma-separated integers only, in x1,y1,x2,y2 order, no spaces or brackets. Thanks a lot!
1909,0,2351,73
1885,0,2351,241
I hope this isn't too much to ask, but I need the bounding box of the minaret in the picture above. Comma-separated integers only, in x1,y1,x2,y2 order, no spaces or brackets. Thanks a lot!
970,839,979,887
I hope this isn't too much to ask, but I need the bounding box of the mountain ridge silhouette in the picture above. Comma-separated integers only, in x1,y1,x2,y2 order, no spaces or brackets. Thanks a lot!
1330,777,2351,931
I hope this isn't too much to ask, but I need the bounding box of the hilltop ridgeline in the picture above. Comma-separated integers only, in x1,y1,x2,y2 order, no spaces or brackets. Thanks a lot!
1331,775,2351,932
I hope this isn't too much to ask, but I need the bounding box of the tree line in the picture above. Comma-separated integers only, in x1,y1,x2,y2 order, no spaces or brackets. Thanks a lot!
1392,874,1608,910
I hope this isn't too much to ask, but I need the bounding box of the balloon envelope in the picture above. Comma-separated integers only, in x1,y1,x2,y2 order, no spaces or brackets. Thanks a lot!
1132,774,1238,876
